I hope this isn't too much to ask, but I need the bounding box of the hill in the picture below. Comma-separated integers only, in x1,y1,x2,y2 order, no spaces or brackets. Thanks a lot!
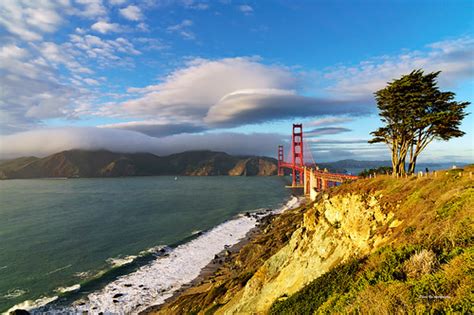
0,150,278,179
151,166,473,314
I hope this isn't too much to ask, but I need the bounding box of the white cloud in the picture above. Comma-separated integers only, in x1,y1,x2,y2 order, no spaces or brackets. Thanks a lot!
99,120,207,136
181,0,209,10
325,37,474,98
167,19,195,40
0,0,67,40
0,127,284,159
167,19,193,31
0,44,85,133
307,117,354,127
109,0,127,5
112,57,296,120
103,57,368,133
204,89,367,126
67,34,141,67
38,41,94,74
137,22,149,32
74,0,107,18
91,20,122,33
119,5,143,21
238,4,253,14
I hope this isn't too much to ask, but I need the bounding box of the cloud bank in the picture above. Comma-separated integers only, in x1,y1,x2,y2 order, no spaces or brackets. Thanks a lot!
0,127,285,159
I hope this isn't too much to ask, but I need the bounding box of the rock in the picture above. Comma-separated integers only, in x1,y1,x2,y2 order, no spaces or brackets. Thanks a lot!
225,250,232,256
10,310,30,315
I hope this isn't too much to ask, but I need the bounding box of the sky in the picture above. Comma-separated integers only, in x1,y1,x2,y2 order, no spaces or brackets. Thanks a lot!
0,0,473,162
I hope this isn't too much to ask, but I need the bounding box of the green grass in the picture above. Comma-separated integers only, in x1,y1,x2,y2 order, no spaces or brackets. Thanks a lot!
269,167,474,314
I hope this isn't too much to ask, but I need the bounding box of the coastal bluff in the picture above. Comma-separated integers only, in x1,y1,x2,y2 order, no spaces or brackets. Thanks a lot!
148,166,473,314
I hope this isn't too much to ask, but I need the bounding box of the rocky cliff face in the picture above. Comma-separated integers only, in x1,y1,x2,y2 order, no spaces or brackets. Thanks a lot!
218,193,397,314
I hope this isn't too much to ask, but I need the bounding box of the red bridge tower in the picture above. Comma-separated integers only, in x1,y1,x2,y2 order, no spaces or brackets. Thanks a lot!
291,124,304,186
277,145,284,176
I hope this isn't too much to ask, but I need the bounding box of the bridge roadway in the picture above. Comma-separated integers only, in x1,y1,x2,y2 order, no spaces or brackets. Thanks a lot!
278,162,358,200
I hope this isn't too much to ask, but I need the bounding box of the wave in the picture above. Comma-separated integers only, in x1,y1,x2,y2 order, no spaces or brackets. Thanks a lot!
106,256,138,268
46,264,72,275
18,196,302,314
2,289,27,300
55,285,81,294
4,296,58,315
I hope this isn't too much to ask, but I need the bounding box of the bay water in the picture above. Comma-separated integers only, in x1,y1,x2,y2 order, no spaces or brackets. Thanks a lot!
0,176,290,313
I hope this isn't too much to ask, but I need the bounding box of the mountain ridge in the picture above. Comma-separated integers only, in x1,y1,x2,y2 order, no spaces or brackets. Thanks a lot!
0,149,279,179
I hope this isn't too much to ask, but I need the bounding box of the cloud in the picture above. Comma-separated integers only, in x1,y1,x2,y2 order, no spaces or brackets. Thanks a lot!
181,0,209,10
109,0,127,5
238,4,253,14
307,117,354,127
99,120,208,137
325,37,474,98
119,5,143,21
37,41,93,74
305,127,352,137
67,34,141,66
0,43,86,134
74,0,107,18
167,19,196,40
204,89,368,127
91,20,122,33
0,0,66,40
100,57,369,135
0,127,285,159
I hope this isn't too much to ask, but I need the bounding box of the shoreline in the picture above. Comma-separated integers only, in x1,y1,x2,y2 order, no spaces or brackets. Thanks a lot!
21,196,304,314
141,196,307,314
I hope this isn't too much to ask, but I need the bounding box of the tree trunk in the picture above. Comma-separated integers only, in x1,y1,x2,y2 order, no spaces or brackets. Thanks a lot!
408,156,417,174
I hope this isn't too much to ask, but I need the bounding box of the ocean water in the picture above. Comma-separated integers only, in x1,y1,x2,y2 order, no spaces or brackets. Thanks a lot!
0,176,291,313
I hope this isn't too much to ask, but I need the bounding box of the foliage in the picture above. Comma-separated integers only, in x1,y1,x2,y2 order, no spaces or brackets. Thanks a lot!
269,259,363,314
359,166,392,177
369,70,469,176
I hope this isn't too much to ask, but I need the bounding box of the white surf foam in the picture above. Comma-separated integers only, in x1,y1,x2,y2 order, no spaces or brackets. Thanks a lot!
30,196,303,314
2,289,27,299
4,296,58,315
55,284,81,294
106,256,137,268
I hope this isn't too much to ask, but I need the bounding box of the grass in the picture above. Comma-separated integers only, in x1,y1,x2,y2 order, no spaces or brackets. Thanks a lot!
269,166,474,314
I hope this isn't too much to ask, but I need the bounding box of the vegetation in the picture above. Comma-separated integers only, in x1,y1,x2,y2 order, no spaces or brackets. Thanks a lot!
270,165,474,314
369,70,469,176
0,149,278,179
359,166,392,177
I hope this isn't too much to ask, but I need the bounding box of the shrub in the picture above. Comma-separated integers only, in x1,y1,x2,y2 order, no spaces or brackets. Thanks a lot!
403,249,437,279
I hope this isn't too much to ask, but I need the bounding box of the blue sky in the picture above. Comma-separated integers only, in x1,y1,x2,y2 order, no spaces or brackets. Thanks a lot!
0,0,473,162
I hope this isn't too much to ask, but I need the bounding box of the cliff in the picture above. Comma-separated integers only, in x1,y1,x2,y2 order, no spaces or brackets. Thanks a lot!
150,166,473,314
0,150,277,179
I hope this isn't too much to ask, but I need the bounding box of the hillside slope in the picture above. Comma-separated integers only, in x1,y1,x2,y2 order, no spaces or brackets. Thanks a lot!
151,166,473,314
0,150,278,179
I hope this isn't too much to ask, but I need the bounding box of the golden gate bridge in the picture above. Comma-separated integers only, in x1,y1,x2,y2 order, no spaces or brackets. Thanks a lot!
277,124,358,197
